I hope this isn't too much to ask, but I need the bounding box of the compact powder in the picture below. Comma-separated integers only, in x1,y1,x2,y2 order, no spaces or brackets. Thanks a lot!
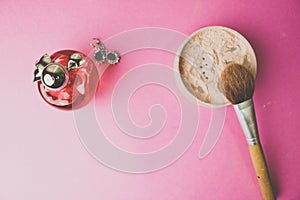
176,26,257,106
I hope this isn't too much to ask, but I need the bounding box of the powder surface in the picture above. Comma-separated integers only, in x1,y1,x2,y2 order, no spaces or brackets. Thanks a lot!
178,26,256,106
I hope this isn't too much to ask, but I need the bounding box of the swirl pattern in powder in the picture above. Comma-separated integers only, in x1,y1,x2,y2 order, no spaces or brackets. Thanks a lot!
178,26,257,106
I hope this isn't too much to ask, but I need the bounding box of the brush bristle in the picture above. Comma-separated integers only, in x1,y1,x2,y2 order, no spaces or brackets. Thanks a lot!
220,63,255,104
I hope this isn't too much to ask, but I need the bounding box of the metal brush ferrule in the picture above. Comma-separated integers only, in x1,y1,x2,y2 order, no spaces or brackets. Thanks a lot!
233,99,260,146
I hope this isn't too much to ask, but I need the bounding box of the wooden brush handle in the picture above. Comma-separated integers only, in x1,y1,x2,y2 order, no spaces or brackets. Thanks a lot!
249,144,276,200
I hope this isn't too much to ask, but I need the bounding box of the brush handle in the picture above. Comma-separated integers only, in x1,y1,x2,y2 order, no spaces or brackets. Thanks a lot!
249,143,275,200
234,100,275,199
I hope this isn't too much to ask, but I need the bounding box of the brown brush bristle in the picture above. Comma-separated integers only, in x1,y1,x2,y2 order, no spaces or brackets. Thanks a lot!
220,63,255,104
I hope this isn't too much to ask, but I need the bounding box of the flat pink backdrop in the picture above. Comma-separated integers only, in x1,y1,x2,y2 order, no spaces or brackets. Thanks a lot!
0,0,299,200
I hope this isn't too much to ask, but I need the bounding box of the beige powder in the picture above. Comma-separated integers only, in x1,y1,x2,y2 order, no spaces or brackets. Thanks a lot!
179,26,256,106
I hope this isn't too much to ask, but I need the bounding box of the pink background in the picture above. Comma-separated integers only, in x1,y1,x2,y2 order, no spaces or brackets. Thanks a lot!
0,0,299,199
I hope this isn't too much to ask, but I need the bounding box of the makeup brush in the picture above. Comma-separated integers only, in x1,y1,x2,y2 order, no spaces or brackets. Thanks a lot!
221,63,275,200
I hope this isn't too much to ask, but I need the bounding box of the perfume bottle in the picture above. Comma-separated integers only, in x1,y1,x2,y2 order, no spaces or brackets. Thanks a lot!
34,50,99,110
34,39,120,110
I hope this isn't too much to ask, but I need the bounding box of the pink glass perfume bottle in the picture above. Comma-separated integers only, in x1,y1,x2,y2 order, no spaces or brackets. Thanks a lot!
34,39,120,110
34,50,99,110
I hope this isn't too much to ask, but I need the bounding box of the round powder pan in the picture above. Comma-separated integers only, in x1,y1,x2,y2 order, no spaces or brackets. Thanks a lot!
174,26,257,107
